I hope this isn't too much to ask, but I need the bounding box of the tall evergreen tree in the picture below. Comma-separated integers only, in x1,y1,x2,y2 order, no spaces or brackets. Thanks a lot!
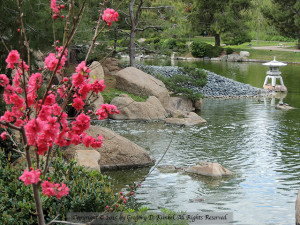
190,0,251,46
262,0,300,48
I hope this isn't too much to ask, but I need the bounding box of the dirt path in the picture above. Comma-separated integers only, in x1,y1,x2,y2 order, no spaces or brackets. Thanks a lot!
251,46,300,52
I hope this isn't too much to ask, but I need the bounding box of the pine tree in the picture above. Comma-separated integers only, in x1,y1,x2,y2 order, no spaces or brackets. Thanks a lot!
262,0,300,48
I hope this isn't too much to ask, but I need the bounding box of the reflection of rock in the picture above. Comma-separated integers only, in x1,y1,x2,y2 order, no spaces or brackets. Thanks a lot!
169,97,195,112
276,103,295,110
184,162,233,177
115,67,170,108
165,112,206,126
64,150,101,171
263,84,287,92
110,94,168,120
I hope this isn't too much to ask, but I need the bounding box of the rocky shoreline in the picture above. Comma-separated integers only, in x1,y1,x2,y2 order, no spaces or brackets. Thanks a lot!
136,64,267,98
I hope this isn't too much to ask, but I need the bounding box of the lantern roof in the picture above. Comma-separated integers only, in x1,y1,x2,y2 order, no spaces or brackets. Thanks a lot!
262,57,287,67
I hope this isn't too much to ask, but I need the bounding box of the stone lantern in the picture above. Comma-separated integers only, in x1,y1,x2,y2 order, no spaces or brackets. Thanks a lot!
262,57,287,92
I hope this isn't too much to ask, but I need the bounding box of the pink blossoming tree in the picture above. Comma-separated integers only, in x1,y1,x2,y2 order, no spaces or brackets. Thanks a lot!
0,0,120,224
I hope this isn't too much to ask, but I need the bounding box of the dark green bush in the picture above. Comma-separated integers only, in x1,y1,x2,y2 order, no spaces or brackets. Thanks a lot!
222,32,251,45
225,47,234,55
190,41,223,58
156,66,207,101
0,150,124,224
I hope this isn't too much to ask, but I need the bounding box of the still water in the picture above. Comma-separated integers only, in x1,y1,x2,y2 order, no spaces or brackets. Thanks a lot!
101,61,300,224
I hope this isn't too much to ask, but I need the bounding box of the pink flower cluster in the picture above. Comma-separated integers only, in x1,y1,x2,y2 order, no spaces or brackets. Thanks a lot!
19,168,41,186
51,0,65,19
96,104,120,120
102,8,119,27
0,131,7,140
41,181,69,199
44,46,67,73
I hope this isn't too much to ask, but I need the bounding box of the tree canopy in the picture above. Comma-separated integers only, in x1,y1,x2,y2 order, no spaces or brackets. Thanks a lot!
262,0,300,47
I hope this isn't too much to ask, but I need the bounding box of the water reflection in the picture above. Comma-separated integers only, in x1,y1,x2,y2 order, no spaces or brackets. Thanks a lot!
102,60,300,224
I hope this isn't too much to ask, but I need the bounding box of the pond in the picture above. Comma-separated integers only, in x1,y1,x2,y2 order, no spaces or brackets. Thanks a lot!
101,60,300,225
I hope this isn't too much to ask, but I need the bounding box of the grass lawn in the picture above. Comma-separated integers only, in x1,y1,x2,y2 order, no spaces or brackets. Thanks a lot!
191,37,300,63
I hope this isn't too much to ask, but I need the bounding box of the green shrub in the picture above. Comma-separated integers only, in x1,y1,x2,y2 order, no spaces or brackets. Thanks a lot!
225,47,234,55
0,150,124,224
190,41,222,58
222,32,251,45
156,66,207,101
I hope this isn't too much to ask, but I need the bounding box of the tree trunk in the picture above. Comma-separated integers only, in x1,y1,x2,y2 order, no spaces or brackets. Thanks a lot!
129,29,136,67
215,33,220,46
129,0,136,67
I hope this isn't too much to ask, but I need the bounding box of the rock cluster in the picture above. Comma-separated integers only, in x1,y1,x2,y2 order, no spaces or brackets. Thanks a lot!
137,64,266,98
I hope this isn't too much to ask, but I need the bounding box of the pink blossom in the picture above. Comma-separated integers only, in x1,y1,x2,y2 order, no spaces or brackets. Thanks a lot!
71,113,90,135
19,169,41,186
13,69,21,87
24,118,45,146
5,50,20,68
58,85,67,99
0,131,7,140
1,111,15,123
56,182,69,199
91,79,105,93
0,74,9,87
44,93,56,106
102,8,119,27
96,104,120,120
82,135,96,147
72,73,85,88
3,85,16,104
44,53,59,71
19,61,29,72
73,97,84,111
78,83,92,100
41,181,56,197
28,73,42,91
75,61,91,74
50,0,59,14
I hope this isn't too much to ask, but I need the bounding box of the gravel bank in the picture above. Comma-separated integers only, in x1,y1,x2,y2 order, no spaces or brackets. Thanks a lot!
136,64,267,98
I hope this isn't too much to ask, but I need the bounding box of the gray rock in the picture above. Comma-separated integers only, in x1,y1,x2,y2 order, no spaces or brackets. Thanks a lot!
115,67,171,108
165,112,206,126
110,94,168,120
185,162,233,177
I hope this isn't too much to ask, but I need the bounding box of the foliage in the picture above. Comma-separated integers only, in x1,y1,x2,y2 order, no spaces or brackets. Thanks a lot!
222,31,252,45
190,41,223,58
262,0,300,47
189,0,252,46
101,87,147,103
156,66,207,101
0,149,123,224
225,47,234,55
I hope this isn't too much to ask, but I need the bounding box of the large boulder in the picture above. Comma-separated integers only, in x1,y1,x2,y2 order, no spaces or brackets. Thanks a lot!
165,112,206,126
169,96,194,112
185,162,233,177
64,150,101,171
66,126,155,170
89,61,104,82
115,67,170,108
240,51,250,58
102,58,122,76
110,94,168,120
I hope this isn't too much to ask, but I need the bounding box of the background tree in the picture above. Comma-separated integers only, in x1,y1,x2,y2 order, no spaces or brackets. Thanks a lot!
262,0,300,48
190,0,252,46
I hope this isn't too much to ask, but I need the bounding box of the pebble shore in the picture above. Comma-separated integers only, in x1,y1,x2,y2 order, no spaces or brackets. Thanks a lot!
137,64,267,98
